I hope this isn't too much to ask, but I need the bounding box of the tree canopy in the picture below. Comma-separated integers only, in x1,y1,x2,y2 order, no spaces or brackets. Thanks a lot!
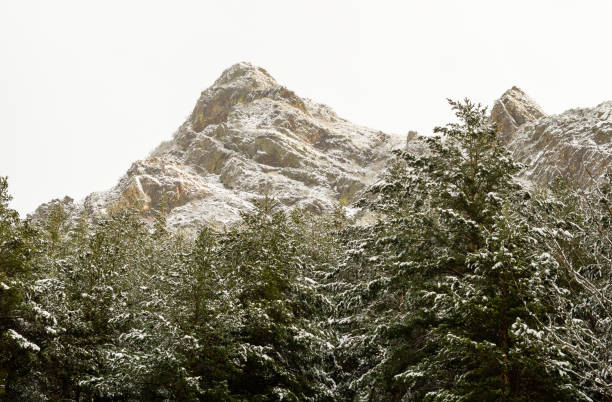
0,100,609,401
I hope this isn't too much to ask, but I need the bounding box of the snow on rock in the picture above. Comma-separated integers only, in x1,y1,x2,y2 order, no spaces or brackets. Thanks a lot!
44,62,403,229
31,69,612,228
490,86,545,143
492,87,611,187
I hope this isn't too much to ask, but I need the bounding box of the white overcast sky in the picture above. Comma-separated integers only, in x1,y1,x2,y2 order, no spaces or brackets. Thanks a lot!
1,0,611,216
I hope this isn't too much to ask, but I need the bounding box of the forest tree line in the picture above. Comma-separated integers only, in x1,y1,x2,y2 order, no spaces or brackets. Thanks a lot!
1,100,610,401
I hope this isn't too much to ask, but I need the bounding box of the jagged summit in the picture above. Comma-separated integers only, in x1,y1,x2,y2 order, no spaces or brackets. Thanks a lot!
31,71,611,227
189,62,308,132
491,87,611,187
490,86,545,142
211,62,278,88
73,63,403,228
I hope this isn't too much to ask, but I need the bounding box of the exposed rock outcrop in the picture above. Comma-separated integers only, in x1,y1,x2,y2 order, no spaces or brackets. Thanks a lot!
77,62,403,228
492,87,611,187
490,86,545,142
32,67,612,228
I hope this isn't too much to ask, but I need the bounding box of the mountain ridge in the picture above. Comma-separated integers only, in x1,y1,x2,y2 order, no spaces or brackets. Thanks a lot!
491,86,612,187
31,64,611,226
46,62,403,228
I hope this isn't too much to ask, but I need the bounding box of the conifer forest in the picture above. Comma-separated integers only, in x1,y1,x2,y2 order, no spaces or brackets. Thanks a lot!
1,101,610,401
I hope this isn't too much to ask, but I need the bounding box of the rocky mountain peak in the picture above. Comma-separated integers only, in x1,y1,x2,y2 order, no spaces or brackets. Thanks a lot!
212,62,278,89
490,86,545,142
76,63,403,228
33,69,610,228
189,62,307,132
493,88,612,187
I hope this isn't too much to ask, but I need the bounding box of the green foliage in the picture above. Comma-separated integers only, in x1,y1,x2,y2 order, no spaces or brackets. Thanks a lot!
0,99,609,401
2,188,339,400
332,100,586,401
0,177,43,399
524,174,612,399
214,197,336,400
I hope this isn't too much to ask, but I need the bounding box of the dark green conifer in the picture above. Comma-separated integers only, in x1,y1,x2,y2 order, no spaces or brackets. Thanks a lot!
334,100,582,401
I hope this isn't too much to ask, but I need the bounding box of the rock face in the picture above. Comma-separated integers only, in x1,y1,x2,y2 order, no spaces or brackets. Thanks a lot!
490,87,545,142
491,87,612,187
76,62,403,228
32,67,612,227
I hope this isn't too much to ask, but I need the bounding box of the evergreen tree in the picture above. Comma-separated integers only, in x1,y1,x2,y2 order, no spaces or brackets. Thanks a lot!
217,196,337,400
0,177,44,399
334,100,581,400
526,175,612,400
1,99,607,400
43,203,70,255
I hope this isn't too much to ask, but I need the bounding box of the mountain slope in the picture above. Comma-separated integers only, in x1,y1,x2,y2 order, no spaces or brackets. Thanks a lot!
79,62,402,228
491,86,612,187
32,69,611,227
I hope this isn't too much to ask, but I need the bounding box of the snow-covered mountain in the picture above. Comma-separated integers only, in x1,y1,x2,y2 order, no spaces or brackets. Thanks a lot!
42,63,403,228
491,86,612,187
32,65,611,227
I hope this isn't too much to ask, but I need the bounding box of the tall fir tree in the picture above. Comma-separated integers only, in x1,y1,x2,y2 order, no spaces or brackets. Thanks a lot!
0,177,44,399
333,100,582,401
216,196,337,401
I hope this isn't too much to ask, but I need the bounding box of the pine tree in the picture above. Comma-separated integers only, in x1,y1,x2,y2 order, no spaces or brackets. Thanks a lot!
0,177,44,398
216,196,337,400
44,203,70,255
526,175,612,400
334,100,582,400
